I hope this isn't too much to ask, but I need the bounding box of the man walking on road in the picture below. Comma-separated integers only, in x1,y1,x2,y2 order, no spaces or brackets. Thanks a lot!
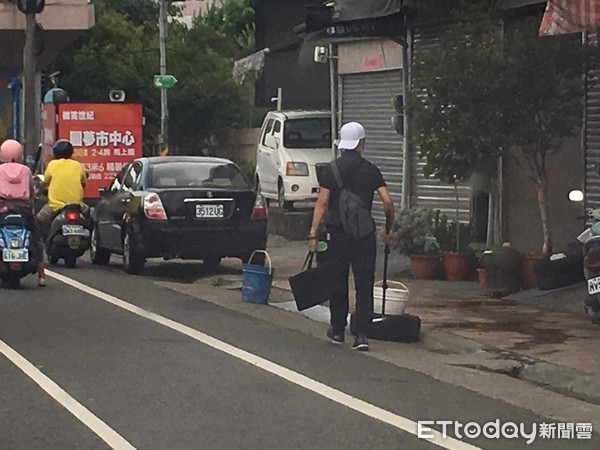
308,122,394,351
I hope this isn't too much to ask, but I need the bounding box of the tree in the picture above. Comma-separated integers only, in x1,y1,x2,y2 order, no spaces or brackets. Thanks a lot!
410,2,586,254
52,1,161,146
167,21,248,153
92,0,160,30
200,0,255,57
50,0,256,153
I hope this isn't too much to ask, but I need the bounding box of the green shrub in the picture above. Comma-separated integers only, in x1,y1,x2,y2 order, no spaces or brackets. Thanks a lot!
392,207,440,256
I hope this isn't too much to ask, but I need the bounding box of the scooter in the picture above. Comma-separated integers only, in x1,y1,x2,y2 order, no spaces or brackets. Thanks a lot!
0,212,38,289
571,189,600,324
45,203,92,268
577,215,600,324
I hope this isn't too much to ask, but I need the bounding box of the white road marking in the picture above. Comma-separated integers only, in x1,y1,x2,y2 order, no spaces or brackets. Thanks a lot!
47,269,481,450
0,339,136,450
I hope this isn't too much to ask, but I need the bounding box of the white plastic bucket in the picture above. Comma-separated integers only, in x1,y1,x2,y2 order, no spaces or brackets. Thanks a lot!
373,280,409,315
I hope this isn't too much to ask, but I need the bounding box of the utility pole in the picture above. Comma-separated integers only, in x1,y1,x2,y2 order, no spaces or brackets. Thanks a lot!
23,4,38,160
159,0,169,154
328,44,337,160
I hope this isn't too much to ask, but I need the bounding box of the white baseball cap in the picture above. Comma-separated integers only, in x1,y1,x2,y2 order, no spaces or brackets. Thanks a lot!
338,122,365,150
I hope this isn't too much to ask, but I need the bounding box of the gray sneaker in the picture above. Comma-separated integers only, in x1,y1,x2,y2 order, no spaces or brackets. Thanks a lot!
326,327,345,344
352,335,369,351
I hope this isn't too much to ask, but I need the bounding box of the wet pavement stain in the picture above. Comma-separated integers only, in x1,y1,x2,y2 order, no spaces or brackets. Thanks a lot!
423,299,518,308
426,306,574,351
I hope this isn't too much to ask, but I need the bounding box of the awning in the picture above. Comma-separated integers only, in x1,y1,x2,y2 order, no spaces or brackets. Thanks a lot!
539,0,600,36
304,0,411,40
330,0,405,22
232,48,270,84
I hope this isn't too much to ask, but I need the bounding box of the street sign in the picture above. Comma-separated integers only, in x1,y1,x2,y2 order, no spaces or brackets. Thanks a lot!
154,75,178,89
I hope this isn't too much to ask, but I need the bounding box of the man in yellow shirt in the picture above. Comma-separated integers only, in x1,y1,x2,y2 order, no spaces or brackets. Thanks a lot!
36,140,88,229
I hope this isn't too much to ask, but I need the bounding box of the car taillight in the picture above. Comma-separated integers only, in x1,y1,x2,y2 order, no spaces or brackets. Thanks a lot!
144,193,168,220
585,247,600,269
251,195,268,220
65,210,80,223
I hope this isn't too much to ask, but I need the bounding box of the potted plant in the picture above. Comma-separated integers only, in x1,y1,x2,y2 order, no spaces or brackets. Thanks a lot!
468,242,490,290
431,183,473,281
392,207,441,279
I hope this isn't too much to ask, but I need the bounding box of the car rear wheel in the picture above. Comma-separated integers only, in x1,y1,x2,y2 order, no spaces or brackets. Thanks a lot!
90,226,111,266
278,180,293,210
123,227,145,275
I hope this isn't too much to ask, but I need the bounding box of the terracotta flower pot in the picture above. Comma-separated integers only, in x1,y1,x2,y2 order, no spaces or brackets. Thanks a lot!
477,268,487,289
522,254,544,290
410,254,440,279
443,252,470,281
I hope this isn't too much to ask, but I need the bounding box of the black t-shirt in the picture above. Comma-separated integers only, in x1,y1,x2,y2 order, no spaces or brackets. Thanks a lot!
319,150,386,231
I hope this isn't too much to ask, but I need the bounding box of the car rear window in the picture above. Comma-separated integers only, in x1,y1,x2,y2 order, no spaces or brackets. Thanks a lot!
148,161,252,189
284,117,331,149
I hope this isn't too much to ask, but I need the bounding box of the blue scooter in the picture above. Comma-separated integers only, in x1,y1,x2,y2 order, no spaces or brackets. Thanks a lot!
0,212,38,289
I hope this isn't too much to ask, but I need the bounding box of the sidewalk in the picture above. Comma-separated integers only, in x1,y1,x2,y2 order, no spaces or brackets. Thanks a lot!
263,235,600,404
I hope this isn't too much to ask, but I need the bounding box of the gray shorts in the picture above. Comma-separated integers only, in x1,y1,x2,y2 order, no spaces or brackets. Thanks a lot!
36,204,55,228
36,203,89,228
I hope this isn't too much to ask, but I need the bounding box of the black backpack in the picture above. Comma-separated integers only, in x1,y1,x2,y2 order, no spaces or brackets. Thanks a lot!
329,160,375,239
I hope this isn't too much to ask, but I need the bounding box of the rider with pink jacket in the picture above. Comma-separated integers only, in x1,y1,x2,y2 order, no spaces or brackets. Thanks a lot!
0,139,46,286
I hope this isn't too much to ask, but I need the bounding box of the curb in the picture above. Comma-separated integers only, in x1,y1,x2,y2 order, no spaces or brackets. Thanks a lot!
518,360,600,405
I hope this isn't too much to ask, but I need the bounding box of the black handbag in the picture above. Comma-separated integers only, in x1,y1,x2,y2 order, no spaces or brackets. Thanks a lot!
288,252,343,311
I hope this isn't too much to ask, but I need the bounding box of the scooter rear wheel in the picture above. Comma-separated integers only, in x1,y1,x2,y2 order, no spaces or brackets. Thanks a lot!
8,275,20,289
65,257,77,268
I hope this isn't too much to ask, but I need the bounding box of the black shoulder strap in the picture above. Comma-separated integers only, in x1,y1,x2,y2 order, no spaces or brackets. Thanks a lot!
329,160,343,189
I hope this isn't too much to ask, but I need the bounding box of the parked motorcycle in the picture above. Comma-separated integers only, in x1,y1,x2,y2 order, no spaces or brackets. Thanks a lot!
571,189,600,324
45,203,92,268
0,212,38,289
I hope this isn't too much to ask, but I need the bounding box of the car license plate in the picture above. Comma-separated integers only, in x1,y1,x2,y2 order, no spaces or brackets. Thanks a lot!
588,276,600,295
62,225,85,235
2,248,29,262
196,204,224,219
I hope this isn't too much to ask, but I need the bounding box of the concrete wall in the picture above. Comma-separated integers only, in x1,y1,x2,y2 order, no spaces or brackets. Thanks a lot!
503,136,585,254
0,0,94,70
0,0,94,30
254,0,330,109
214,128,261,164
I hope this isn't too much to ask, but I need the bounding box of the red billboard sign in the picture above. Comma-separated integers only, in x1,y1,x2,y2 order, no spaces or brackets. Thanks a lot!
56,103,143,199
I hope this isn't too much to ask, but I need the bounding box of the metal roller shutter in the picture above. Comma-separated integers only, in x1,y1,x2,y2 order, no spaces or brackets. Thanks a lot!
411,24,472,222
585,31,600,210
340,70,404,228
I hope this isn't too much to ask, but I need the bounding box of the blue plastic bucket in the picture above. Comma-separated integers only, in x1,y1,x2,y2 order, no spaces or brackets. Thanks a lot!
242,251,273,304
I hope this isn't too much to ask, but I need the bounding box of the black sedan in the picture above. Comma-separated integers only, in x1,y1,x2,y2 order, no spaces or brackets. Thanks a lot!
91,156,268,274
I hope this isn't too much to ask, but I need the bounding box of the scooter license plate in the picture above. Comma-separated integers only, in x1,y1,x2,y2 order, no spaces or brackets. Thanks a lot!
62,225,85,236
2,249,29,262
588,276,600,295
